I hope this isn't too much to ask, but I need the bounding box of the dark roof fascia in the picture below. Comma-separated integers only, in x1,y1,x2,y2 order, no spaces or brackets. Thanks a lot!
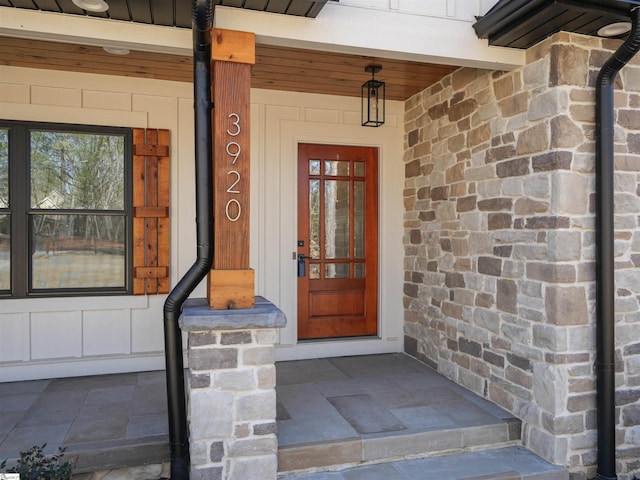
473,0,547,39
473,0,640,40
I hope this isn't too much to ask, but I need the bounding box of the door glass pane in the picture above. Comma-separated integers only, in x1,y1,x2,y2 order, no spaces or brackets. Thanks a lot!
0,129,8,208
0,215,9,290
30,131,125,210
354,263,365,278
354,181,364,258
325,263,349,279
309,263,320,279
309,179,320,260
354,161,365,177
31,214,126,289
325,180,349,259
309,160,321,175
325,160,349,176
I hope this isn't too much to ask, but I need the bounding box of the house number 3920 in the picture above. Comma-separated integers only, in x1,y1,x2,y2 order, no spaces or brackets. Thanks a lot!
225,113,241,222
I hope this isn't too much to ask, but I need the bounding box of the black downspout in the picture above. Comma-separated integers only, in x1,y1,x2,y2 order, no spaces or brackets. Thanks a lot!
163,1,213,479
595,7,640,480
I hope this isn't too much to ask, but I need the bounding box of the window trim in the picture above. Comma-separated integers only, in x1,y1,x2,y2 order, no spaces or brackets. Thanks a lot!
0,119,134,298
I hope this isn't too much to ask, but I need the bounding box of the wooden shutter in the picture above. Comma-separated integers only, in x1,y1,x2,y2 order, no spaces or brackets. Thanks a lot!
133,128,170,295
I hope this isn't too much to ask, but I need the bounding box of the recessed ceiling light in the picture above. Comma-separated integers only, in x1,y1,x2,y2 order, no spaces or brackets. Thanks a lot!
103,46,130,55
597,21,632,38
72,0,109,13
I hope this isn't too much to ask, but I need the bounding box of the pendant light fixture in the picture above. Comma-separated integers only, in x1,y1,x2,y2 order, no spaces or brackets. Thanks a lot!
361,65,385,127
72,0,109,12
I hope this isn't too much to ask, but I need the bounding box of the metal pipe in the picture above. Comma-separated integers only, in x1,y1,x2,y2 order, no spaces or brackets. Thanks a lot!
162,1,213,478
595,8,640,480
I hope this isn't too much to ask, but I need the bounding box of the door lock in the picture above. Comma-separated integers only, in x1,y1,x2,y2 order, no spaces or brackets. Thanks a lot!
297,254,308,277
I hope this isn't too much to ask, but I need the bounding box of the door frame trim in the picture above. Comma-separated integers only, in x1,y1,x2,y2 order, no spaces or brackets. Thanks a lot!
263,117,404,360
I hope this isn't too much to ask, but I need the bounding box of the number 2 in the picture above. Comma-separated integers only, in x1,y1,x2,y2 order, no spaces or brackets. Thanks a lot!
227,171,240,194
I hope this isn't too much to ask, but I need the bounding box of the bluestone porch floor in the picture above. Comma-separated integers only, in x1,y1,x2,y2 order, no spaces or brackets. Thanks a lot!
0,354,565,479
0,369,170,474
276,353,517,449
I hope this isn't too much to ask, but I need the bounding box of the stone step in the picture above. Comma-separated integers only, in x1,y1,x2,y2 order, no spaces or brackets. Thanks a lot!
276,354,527,476
65,436,169,476
278,417,521,473
278,446,569,480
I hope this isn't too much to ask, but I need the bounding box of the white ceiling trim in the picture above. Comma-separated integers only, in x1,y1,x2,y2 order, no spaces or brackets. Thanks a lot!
0,8,192,56
0,3,524,70
214,3,525,70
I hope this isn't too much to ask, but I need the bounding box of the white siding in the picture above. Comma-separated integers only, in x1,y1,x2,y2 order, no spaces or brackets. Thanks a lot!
0,65,405,381
0,66,190,381
82,310,131,357
0,314,24,362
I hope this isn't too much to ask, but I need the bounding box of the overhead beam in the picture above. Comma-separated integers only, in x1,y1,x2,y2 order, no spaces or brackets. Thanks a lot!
0,5,524,70
213,4,525,70
0,8,192,56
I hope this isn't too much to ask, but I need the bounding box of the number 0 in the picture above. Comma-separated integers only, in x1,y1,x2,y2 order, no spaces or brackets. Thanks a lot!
225,199,241,222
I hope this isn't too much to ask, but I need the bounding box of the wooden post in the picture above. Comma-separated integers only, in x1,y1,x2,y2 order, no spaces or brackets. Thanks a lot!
208,29,256,309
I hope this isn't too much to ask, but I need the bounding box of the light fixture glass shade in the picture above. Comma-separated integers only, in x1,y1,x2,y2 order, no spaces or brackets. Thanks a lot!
103,46,130,55
361,66,385,127
597,21,631,37
72,0,109,12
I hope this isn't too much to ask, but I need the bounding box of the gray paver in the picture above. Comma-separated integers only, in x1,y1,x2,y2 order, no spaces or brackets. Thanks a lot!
278,383,343,419
0,371,167,472
342,462,408,480
277,415,359,446
330,354,427,378
0,412,21,443
84,385,135,406
277,358,349,386
327,394,406,434
0,393,39,413
0,380,49,395
0,424,71,460
131,382,167,415
390,404,454,430
43,373,137,392
393,447,567,480
126,414,169,438
17,391,87,427
314,376,400,397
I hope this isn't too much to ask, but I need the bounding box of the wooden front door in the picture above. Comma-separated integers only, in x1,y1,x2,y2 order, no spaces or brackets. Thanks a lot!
297,143,378,340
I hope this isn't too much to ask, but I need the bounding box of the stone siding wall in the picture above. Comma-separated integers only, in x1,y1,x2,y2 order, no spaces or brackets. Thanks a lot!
403,32,640,479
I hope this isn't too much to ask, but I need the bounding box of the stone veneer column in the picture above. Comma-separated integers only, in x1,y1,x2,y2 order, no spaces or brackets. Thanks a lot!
179,296,286,480
403,31,640,480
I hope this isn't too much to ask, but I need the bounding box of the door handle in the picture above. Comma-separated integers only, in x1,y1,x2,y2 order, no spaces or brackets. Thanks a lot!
297,254,308,277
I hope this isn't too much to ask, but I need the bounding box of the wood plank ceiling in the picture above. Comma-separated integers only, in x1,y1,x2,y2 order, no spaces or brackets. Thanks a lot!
0,1,458,101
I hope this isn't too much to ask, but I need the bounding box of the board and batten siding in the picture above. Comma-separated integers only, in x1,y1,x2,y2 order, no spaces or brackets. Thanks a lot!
0,66,405,381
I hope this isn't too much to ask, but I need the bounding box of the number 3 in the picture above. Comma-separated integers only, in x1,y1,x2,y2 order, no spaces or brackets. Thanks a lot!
227,113,241,136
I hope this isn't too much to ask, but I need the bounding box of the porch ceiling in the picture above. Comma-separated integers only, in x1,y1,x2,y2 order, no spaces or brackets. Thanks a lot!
0,35,458,101
0,1,459,101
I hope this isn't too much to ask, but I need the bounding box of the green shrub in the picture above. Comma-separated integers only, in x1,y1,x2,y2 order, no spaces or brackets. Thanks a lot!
1,444,74,480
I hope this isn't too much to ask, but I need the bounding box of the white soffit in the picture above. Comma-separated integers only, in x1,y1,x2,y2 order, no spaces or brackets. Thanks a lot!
214,3,524,70
0,8,192,56
0,3,524,70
